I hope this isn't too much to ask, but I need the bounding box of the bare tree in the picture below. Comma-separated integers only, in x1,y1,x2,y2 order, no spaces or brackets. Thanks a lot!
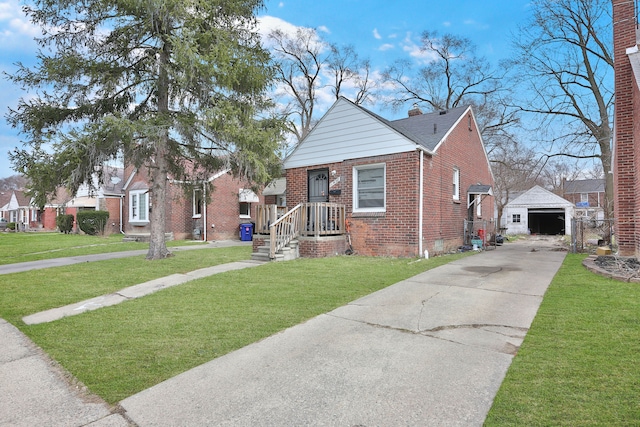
538,159,584,195
327,44,376,105
491,143,547,227
383,31,519,153
511,0,613,218
268,28,375,145
268,27,324,143
0,175,28,191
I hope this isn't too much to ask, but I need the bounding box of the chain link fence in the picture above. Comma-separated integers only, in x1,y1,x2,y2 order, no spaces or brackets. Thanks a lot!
464,219,499,250
571,217,615,254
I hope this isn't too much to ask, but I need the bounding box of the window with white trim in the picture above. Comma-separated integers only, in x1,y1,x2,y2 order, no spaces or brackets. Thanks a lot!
239,202,251,217
353,164,385,212
453,168,460,200
512,214,521,223
193,188,203,218
580,193,589,203
129,190,149,222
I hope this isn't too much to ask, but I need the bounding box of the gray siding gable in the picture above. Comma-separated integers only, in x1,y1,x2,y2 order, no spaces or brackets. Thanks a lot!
284,98,423,169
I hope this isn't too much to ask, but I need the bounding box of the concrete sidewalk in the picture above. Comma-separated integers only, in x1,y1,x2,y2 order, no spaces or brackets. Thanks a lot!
0,240,252,275
1,237,567,426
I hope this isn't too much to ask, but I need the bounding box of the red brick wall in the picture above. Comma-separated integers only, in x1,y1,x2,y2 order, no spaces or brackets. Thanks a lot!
205,173,264,241
42,207,58,230
613,0,639,256
123,166,264,241
285,111,494,257
103,197,122,235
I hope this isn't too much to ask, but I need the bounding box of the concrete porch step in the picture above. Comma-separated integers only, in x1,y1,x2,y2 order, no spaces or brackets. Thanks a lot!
251,239,299,262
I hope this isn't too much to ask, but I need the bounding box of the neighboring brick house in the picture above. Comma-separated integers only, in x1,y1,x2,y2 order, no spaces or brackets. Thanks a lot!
35,167,125,233
122,165,264,241
613,0,640,256
282,97,495,257
562,178,606,221
0,167,125,233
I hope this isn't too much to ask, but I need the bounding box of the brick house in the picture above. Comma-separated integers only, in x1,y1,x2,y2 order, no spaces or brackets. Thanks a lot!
562,178,606,221
280,97,495,257
613,0,640,256
122,165,264,241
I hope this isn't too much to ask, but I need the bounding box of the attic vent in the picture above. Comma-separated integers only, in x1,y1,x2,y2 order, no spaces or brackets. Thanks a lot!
433,123,437,134
439,110,447,115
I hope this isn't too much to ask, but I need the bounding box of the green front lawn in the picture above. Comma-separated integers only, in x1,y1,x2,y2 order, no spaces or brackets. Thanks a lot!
486,254,640,425
0,232,205,265
2,249,470,403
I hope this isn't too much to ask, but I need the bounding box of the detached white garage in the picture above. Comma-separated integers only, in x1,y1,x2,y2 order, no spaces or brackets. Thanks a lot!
501,186,574,236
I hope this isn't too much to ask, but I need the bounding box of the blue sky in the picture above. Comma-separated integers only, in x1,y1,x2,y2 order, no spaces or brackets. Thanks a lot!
0,0,532,178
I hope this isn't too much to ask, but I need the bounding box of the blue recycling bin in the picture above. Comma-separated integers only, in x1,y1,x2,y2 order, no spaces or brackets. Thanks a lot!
239,223,253,241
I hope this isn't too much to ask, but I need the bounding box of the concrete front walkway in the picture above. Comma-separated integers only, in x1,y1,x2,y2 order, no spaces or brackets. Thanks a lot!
120,237,566,426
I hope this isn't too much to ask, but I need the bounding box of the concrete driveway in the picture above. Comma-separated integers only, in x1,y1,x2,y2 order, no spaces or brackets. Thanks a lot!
121,236,566,426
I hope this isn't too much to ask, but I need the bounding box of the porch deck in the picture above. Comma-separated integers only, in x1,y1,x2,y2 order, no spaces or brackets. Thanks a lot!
255,203,346,259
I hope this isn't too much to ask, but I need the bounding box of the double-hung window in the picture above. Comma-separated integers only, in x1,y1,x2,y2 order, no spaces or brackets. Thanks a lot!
130,190,149,223
193,188,203,218
453,168,460,201
512,214,521,223
353,164,385,212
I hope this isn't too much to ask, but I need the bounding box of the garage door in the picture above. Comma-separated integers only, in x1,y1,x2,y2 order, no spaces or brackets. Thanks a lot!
528,208,566,235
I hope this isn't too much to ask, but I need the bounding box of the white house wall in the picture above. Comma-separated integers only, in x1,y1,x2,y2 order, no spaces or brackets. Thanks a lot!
501,186,574,235
503,206,530,235
284,98,417,169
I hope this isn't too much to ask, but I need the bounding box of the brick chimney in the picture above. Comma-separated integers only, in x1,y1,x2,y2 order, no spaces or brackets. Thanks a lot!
408,103,422,117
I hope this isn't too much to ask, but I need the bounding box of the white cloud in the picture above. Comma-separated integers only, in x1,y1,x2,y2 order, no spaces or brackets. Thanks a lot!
378,43,394,51
257,15,301,39
317,25,330,34
278,2,284,7
442,21,451,27
373,28,381,40
400,32,439,63
463,19,489,30
0,0,39,41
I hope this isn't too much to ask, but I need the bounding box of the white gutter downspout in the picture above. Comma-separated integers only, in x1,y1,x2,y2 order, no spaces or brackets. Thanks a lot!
119,195,124,234
203,183,207,242
419,150,424,257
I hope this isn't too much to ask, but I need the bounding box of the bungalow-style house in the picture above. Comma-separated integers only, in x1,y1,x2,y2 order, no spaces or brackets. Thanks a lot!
122,165,264,241
0,167,125,233
613,0,640,256
0,190,34,230
562,178,605,222
253,97,495,259
501,185,574,236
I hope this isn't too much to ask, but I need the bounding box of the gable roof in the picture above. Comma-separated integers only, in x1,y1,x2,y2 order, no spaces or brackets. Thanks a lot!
507,185,573,208
563,179,605,194
284,97,475,169
386,105,472,152
262,177,286,196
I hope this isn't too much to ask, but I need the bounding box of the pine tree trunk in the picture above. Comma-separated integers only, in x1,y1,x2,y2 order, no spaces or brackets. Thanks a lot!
146,40,171,260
